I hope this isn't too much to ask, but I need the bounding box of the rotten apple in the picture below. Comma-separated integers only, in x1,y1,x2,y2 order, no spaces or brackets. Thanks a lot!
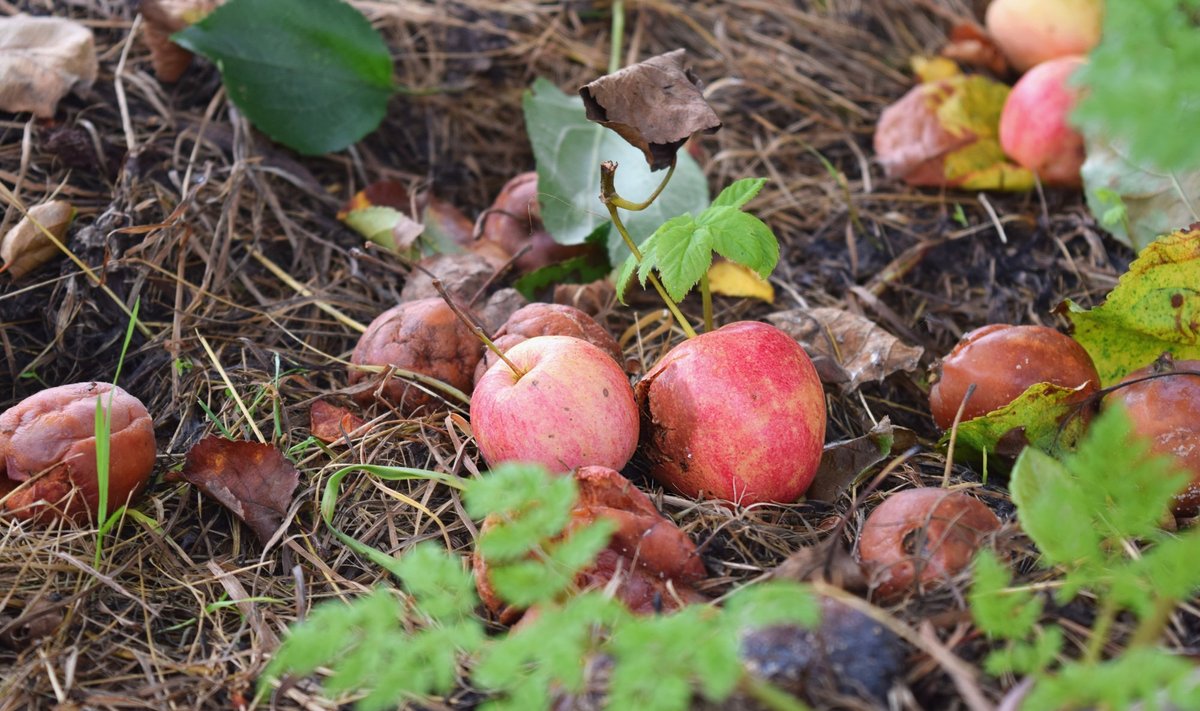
636,321,826,505
999,56,1088,187
471,336,639,472
928,324,1100,429
1105,357,1200,514
858,487,1001,600
480,172,600,274
0,382,156,522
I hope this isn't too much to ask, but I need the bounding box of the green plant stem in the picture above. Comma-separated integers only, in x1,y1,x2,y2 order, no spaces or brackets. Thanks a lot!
608,0,625,75
1084,596,1119,664
599,160,698,339
741,673,813,711
700,271,713,333
94,297,141,568
1128,596,1178,649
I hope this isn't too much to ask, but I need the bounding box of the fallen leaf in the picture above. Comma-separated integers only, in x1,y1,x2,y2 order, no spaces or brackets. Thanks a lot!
180,437,299,545
338,180,476,254
579,49,721,171
1082,134,1200,252
768,307,924,392
808,417,918,502
0,599,64,650
939,381,1091,461
1059,227,1200,385
772,541,867,592
707,259,774,303
553,278,615,317
0,201,75,280
0,15,98,117
911,56,961,83
940,22,1009,76
874,74,1033,191
141,0,222,82
309,400,367,444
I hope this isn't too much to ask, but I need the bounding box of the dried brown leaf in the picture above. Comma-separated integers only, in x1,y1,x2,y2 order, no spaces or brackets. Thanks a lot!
140,0,221,82
580,49,721,171
309,400,367,444
771,541,867,592
941,22,1009,76
0,201,74,280
180,437,299,545
0,15,97,117
768,307,923,391
807,417,918,503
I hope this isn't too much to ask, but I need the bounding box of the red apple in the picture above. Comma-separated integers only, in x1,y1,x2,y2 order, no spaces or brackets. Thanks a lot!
985,0,1102,73
999,56,1088,187
471,336,638,472
636,321,826,505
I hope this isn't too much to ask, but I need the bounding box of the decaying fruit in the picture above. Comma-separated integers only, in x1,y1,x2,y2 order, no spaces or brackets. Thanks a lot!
999,55,1088,187
473,303,622,384
474,465,707,622
636,321,826,505
985,0,1102,73
480,172,599,273
1105,357,1200,515
471,336,639,472
0,382,156,522
349,298,481,412
928,324,1100,429
858,487,1001,599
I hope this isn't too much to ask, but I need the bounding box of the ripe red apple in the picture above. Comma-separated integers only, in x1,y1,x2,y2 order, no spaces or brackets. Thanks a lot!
858,487,1001,600
1105,358,1200,514
999,55,1088,187
985,0,1102,73
636,321,826,505
928,324,1099,429
471,335,639,472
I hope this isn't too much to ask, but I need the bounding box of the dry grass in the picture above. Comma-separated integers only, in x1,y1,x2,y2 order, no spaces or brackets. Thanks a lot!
0,1,1143,709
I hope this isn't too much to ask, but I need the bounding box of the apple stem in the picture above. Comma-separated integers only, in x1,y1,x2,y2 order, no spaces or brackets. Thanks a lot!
700,271,713,333
431,278,527,380
600,160,699,339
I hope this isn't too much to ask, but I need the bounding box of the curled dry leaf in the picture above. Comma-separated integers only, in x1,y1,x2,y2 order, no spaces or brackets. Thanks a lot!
180,437,299,545
940,22,1009,76
0,15,98,117
141,0,222,82
0,200,75,280
474,465,707,623
0,599,65,651
579,49,721,171
771,540,868,593
767,307,923,392
553,278,615,318
808,416,919,503
309,400,367,444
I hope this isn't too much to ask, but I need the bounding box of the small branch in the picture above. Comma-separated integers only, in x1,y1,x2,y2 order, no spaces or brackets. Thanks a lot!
431,279,525,379
600,159,676,212
700,270,713,333
608,0,625,75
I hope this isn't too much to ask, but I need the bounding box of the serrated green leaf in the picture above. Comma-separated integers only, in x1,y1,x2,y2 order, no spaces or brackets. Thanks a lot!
939,382,1090,461
1024,648,1200,711
614,252,639,304
607,607,734,711
722,580,819,630
709,178,767,210
1009,446,1099,569
639,217,710,301
634,214,696,285
396,543,478,622
1063,227,1200,386
1072,0,1200,172
1132,528,1200,606
970,549,1043,641
466,463,577,562
522,78,710,264
699,206,779,279
173,0,394,155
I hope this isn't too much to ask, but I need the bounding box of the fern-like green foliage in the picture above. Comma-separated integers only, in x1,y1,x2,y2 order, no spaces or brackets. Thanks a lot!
1072,0,1200,172
261,462,818,710
969,406,1200,709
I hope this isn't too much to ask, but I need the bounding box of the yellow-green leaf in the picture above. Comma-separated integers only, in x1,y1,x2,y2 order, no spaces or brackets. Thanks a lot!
940,381,1090,462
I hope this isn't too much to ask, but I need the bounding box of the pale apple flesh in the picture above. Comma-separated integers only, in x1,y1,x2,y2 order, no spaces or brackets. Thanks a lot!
636,321,826,505
471,335,639,472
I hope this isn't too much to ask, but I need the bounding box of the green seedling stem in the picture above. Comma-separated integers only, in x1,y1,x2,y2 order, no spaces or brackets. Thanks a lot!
599,160,699,339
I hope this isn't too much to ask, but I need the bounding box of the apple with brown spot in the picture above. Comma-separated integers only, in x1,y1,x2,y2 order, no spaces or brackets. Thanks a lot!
635,321,826,505
471,335,638,472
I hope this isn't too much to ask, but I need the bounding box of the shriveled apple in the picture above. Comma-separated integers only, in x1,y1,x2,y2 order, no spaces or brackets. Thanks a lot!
480,172,600,274
999,55,1088,187
471,336,639,472
636,321,826,505
0,382,156,522
985,0,1102,73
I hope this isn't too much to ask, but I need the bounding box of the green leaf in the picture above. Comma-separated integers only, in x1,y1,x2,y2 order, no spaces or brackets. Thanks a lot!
395,542,478,623
983,628,1063,677
1062,209,1200,386
699,206,779,279
522,78,710,264
1071,0,1200,172
512,252,612,301
614,251,639,304
1009,446,1099,569
465,463,578,562
174,0,394,155
343,206,408,249
1131,528,1200,606
709,178,766,210
639,216,710,301
969,549,1043,641
939,382,1090,461
1024,648,1200,711
722,580,819,630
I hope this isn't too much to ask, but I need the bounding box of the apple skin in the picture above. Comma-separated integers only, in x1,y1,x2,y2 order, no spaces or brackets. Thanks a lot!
985,0,1102,73
471,335,639,472
999,56,1088,187
858,487,1000,600
928,324,1099,430
481,172,600,274
1106,359,1200,514
635,321,826,505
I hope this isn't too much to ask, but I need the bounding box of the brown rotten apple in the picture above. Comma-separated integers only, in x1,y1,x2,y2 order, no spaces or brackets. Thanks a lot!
0,382,156,522
928,324,1099,429
858,487,1000,600
480,172,600,274
636,321,826,505
1105,358,1200,514
471,336,639,472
